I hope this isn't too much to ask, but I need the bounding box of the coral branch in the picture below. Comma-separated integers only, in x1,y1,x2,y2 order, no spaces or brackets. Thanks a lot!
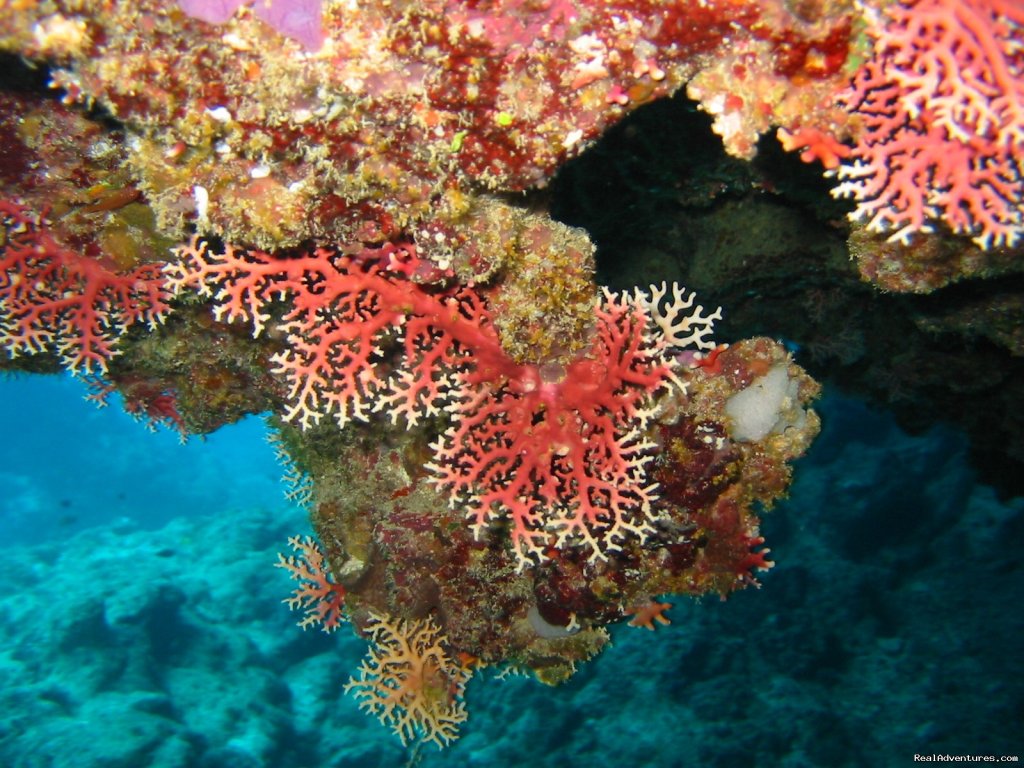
428,286,694,567
167,237,464,430
0,200,171,373
171,238,721,567
832,0,1024,249
344,613,470,749
626,600,672,630
275,535,346,632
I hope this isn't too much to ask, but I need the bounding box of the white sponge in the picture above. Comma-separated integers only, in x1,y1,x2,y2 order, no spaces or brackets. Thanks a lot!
724,364,794,442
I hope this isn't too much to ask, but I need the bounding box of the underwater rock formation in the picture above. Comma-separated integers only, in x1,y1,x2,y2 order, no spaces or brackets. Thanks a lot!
1,0,1019,749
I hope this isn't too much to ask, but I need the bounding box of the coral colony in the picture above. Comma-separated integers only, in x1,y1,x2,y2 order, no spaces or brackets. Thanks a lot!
0,0,1020,749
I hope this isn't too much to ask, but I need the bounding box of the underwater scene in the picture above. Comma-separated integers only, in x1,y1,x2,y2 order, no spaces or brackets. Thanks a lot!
1,0,1023,765
0,373,1021,767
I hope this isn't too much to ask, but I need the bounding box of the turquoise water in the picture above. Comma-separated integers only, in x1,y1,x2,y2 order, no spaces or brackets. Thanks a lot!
0,374,1021,767
0,374,288,546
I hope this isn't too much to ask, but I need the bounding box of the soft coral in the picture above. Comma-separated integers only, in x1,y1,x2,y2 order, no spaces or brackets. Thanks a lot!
169,238,720,567
345,613,470,749
0,200,170,374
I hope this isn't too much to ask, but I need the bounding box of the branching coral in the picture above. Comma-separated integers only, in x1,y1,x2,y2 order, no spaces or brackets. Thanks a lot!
0,200,170,374
345,613,471,749
169,236,721,567
831,0,1024,250
276,535,347,631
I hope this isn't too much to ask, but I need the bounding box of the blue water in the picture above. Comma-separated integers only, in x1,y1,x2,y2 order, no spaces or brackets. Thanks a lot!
0,374,289,546
0,374,1021,767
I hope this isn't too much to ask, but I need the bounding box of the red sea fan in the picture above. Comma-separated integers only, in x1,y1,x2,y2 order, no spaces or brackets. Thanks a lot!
167,238,721,568
0,201,170,374
832,0,1024,249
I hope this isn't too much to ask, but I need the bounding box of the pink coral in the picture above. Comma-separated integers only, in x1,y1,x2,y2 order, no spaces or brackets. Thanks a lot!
86,377,188,437
275,535,346,631
428,288,685,567
626,600,672,630
777,126,851,171
167,239,720,567
832,0,1024,249
0,200,171,374
165,237,473,430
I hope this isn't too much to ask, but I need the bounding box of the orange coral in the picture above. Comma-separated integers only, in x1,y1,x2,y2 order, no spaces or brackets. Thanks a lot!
275,535,346,632
345,613,471,748
777,126,851,170
626,600,672,630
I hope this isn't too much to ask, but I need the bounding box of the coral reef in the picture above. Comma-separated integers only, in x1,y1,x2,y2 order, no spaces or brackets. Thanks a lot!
25,0,1015,750
0,0,855,249
0,0,1021,745
268,334,817,696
